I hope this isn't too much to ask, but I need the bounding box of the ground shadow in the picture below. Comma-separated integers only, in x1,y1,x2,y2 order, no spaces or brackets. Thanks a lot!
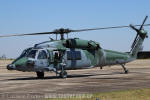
6,72,127,81
7,74,97,80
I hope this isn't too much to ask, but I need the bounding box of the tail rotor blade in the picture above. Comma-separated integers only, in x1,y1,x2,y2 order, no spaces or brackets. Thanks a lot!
131,34,138,48
139,16,148,30
130,24,139,33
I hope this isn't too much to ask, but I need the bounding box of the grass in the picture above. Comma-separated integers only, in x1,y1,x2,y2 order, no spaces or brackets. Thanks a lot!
45,88,150,100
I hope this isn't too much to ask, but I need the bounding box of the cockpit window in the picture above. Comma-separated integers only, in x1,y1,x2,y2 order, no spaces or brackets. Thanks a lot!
20,48,32,58
38,50,47,59
27,50,37,58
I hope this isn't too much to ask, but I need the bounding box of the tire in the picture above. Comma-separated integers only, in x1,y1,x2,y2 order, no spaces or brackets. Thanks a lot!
125,70,128,74
36,71,44,79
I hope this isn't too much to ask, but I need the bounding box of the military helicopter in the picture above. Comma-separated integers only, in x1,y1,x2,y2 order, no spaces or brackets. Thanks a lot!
0,16,149,78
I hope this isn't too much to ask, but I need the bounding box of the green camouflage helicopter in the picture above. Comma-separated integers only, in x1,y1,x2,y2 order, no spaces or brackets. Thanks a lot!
0,16,149,78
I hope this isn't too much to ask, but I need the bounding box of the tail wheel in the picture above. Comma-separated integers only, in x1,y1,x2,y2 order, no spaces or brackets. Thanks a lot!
59,71,67,78
36,71,44,79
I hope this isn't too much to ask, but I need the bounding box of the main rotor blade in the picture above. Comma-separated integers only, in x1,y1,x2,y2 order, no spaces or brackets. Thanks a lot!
0,31,55,38
0,24,150,38
71,24,150,32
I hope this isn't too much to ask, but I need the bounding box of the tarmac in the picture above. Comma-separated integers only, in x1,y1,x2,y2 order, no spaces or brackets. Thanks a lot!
0,59,150,95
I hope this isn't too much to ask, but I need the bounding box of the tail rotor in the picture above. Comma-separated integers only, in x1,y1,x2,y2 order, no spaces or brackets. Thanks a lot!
130,16,148,56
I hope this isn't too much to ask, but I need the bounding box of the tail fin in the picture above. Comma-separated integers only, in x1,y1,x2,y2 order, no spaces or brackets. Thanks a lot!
130,16,148,58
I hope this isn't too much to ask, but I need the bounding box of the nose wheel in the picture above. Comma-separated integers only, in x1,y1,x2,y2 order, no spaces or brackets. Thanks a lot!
36,71,44,79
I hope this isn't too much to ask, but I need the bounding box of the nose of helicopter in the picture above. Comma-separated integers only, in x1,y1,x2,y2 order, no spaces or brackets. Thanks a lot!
7,57,28,71
7,64,16,70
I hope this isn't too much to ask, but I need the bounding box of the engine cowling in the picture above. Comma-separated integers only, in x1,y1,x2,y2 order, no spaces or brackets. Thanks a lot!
64,38,100,50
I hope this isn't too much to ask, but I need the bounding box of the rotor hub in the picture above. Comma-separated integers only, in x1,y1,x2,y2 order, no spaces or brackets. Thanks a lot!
54,28,71,40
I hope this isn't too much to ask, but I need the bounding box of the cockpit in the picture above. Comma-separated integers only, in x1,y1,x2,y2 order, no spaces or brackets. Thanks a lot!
26,49,48,60
27,50,37,59
19,48,32,58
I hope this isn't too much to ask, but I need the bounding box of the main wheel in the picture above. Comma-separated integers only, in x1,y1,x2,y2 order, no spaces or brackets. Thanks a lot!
59,71,67,78
125,70,128,74
36,71,44,79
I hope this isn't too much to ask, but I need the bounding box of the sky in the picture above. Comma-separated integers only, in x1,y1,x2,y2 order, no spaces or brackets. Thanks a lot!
0,0,150,58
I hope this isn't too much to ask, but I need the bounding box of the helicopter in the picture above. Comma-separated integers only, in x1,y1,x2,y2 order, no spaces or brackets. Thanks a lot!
0,16,149,78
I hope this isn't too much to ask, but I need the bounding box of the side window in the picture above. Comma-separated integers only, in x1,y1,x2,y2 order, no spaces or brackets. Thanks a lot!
67,51,72,60
67,51,81,60
38,50,47,59
75,51,81,60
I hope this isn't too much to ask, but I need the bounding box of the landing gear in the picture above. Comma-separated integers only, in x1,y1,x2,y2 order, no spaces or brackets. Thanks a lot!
55,68,68,78
121,64,128,74
59,70,67,78
100,66,103,69
59,63,67,78
36,71,44,79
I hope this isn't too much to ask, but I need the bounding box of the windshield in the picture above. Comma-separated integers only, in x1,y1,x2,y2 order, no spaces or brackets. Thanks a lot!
20,48,32,58
27,50,37,58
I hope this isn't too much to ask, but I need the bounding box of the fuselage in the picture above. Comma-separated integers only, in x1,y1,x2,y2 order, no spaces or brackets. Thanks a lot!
7,38,134,72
